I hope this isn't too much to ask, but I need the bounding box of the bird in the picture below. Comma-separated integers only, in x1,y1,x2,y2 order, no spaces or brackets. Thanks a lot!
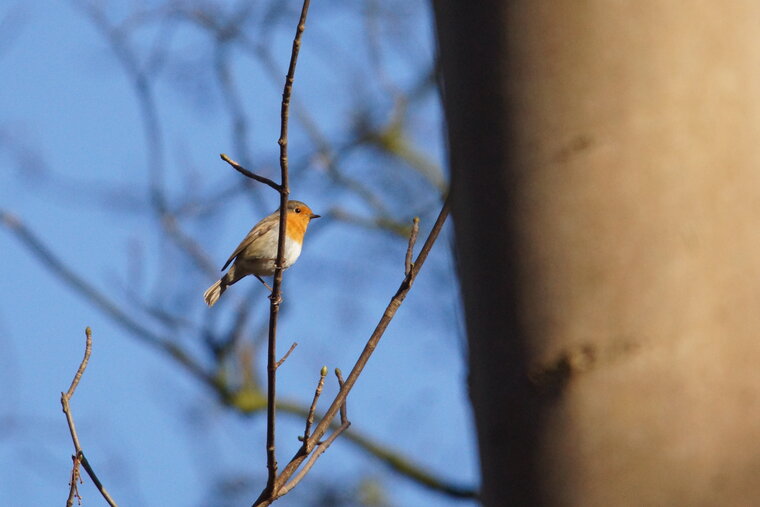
203,200,320,307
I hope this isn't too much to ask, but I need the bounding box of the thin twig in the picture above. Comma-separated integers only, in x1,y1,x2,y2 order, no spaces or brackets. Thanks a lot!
275,342,298,369
303,366,328,442
220,153,282,191
276,420,351,499
405,217,420,275
60,329,90,460
61,327,119,507
65,327,92,402
276,367,351,499
335,368,348,424
66,454,82,507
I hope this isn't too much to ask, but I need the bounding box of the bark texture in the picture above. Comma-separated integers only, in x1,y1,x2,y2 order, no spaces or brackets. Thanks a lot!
433,2,760,505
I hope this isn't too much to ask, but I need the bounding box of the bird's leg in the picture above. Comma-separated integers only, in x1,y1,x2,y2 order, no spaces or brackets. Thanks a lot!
255,275,273,292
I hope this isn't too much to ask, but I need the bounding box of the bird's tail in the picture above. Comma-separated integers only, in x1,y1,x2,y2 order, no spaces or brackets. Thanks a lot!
203,279,225,307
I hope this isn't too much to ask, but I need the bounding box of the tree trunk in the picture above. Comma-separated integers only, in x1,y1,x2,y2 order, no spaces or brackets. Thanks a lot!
433,2,760,505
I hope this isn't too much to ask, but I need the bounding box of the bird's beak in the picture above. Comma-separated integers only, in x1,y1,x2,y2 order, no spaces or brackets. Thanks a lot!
310,213,321,219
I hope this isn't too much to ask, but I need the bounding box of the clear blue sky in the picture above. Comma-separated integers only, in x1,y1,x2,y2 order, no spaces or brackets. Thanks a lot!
1,1,479,505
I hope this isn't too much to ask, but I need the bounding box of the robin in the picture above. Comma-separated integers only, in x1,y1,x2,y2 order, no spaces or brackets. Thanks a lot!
203,200,320,307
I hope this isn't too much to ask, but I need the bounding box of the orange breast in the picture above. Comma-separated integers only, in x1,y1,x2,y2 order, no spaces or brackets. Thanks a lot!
285,213,309,243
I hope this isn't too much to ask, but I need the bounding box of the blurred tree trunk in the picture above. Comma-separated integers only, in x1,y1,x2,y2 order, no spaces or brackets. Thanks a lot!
433,2,760,505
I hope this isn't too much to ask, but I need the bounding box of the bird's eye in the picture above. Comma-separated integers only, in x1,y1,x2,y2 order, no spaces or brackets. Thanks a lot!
295,207,302,213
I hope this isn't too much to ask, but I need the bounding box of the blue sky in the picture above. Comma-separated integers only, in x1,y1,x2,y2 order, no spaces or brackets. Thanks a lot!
1,1,479,505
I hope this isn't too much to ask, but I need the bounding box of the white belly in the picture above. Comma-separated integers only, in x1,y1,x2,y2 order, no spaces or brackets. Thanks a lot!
282,235,303,268
238,233,302,276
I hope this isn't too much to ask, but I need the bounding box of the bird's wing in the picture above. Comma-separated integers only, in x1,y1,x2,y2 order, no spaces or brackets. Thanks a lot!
221,214,277,271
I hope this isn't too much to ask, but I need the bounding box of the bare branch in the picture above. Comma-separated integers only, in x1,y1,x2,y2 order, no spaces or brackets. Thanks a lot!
220,153,282,192
275,342,298,369
276,420,351,500
335,368,348,424
303,366,328,442
65,327,92,401
66,454,82,507
273,368,351,501
405,217,420,275
61,327,119,507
